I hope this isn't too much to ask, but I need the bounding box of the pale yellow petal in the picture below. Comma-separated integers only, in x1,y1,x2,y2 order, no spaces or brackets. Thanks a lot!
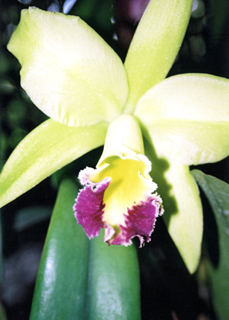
8,8,128,126
136,74,229,165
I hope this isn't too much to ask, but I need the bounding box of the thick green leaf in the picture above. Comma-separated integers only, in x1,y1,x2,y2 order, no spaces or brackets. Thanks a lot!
30,179,141,319
87,233,141,320
0,119,108,208
135,74,229,166
124,0,192,112
192,170,229,320
8,8,128,127
30,179,90,319
145,139,203,273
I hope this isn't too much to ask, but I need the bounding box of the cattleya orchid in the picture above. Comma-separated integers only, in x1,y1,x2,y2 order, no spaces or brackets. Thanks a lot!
74,114,163,246
1,0,229,273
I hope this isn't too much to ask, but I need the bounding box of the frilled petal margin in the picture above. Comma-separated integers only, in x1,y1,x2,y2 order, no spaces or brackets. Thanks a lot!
74,154,163,247
74,177,110,239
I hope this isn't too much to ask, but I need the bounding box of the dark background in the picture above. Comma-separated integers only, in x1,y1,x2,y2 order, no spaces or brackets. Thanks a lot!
0,0,229,319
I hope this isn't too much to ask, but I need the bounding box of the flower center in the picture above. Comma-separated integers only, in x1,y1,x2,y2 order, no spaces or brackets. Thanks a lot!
90,156,153,227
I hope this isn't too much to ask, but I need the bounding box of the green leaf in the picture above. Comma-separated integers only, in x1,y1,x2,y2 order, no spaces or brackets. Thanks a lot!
30,179,90,319
124,0,193,113
8,7,128,126
135,74,229,165
145,139,203,273
0,119,108,208
87,233,141,320
30,179,141,319
192,170,229,320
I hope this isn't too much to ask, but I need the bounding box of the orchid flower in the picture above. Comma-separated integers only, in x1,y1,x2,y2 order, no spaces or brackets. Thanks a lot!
1,0,229,273
74,114,163,246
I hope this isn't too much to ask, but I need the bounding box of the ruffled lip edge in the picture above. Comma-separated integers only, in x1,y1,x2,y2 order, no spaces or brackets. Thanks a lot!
74,166,163,246
104,194,163,247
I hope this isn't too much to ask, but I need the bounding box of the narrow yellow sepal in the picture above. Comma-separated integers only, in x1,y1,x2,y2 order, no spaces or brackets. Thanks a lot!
0,120,108,208
144,139,202,273
124,0,193,113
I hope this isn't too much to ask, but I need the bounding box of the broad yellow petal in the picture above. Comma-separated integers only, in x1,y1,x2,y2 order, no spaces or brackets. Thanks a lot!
136,74,229,165
8,8,128,126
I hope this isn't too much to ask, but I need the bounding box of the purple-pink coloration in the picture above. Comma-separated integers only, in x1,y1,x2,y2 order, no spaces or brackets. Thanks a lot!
74,178,110,239
74,172,162,246
107,196,162,246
